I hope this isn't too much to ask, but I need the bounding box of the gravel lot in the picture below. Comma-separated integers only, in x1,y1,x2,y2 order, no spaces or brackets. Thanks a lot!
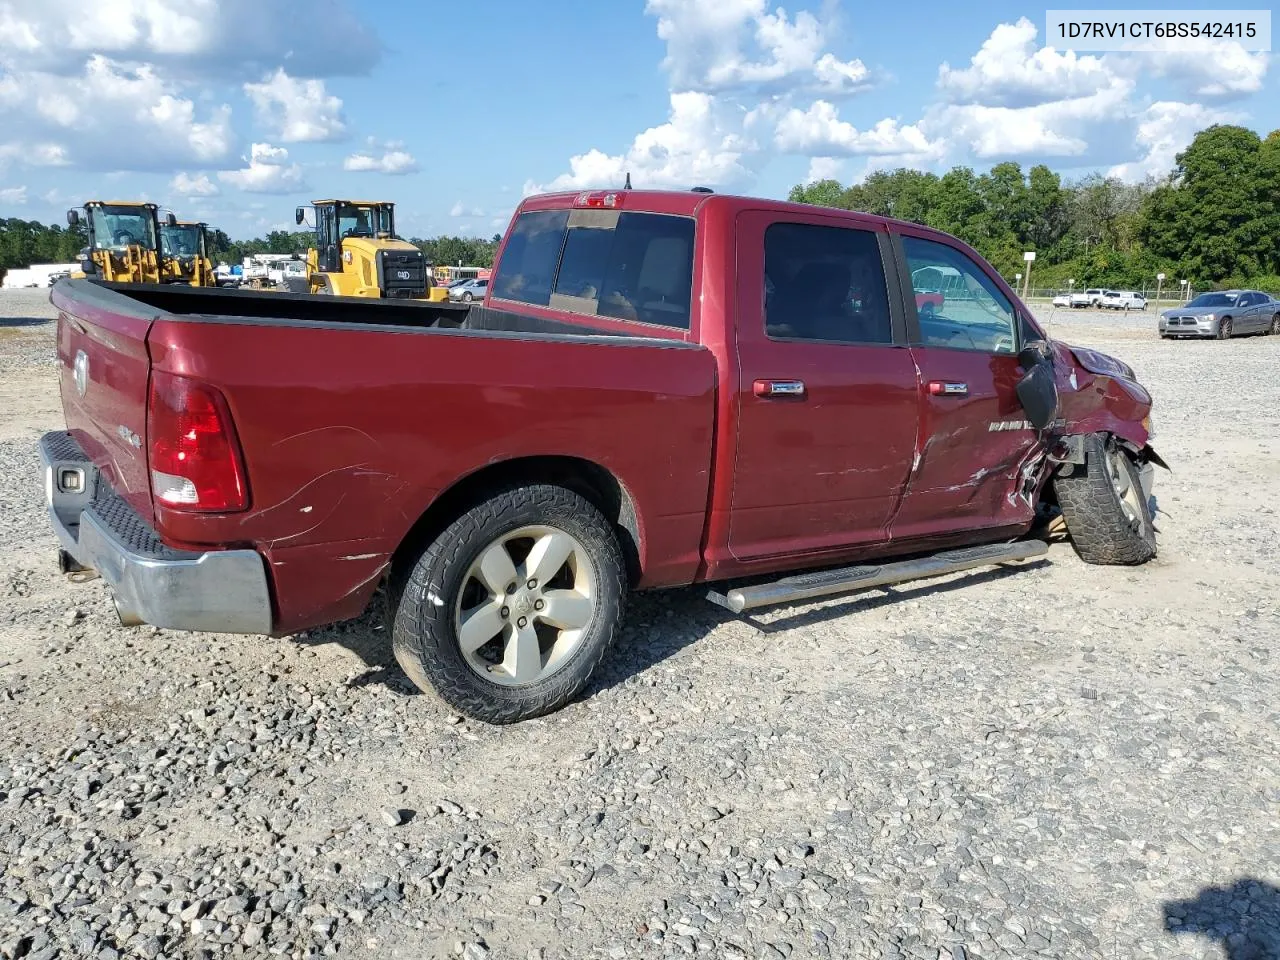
1,288,1277,960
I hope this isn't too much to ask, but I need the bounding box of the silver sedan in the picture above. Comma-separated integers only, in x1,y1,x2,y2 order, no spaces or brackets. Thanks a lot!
1160,290,1280,339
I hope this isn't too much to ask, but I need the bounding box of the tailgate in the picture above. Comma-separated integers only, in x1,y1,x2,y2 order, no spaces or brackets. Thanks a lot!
51,280,157,521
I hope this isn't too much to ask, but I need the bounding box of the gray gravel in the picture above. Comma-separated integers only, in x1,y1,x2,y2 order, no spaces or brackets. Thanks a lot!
1,289,1277,959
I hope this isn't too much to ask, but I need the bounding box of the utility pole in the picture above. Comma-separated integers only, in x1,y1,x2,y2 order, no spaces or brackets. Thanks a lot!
1155,272,1165,306
1022,251,1035,300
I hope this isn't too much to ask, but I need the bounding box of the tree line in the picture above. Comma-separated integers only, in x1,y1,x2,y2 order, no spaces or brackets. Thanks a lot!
789,124,1280,293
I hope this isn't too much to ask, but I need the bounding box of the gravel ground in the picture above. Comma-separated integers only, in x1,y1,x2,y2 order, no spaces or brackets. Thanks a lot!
1,289,1277,960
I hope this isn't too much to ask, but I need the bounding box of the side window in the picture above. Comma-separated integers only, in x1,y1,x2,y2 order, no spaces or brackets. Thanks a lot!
763,222,892,344
490,210,569,307
903,236,1016,354
551,211,695,329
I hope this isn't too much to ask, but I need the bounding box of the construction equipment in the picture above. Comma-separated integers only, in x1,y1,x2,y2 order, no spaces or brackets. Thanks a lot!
294,200,445,300
159,220,215,287
66,202,170,284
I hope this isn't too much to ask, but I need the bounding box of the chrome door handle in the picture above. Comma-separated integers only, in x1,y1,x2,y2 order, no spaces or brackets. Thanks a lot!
927,381,969,396
753,379,806,398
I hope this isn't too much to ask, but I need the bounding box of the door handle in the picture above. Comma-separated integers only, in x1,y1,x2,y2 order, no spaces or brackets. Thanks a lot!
927,381,969,396
753,379,806,398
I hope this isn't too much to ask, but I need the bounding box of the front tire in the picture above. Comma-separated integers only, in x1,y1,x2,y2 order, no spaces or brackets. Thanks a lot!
392,485,626,723
462,292,474,302
1217,317,1233,339
1054,434,1156,565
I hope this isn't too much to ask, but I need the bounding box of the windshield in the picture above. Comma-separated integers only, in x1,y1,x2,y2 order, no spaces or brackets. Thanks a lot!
160,223,202,257
336,204,393,239
1187,293,1238,307
89,205,158,251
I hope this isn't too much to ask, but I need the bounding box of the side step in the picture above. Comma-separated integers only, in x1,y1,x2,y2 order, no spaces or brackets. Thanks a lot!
705,540,1049,614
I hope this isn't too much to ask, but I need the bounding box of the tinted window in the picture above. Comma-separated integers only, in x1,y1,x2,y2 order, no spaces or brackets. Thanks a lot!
490,210,569,307
903,236,1016,354
552,211,695,329
763,222,892,344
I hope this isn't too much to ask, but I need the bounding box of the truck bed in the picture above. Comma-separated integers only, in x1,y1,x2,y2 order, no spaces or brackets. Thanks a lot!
50,279,718,634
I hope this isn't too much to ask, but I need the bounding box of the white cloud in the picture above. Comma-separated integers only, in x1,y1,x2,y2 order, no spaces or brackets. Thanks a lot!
0,0,380,79
0,55,233,170
1108,101,1245,182
805,157,845,182
1139,41,1268,99
530,91,755,193
449,201,485,217
925,76,1135,159
218,142,306,193
937,18,1113,107
647,0,870,95
244,68,345,142
170,171,220,197
775,101,940,157
0,142,69,168
344,144,419,174
0,185,28,204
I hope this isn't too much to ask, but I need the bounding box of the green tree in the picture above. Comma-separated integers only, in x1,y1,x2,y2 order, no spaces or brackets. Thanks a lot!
787,179,848,209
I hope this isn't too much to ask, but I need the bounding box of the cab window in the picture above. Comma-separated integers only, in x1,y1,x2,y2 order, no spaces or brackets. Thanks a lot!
903,236,1017,354
763,222,892,344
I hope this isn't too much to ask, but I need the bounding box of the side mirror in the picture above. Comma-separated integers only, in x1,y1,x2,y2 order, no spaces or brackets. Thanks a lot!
295,207,306,226
165,212,177,227
1015,340,1060,431
66,209,80,227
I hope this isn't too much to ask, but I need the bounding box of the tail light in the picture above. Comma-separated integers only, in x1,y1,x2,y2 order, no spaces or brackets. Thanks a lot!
147,372,248,512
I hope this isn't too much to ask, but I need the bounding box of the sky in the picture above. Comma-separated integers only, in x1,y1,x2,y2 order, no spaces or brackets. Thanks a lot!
0,0,1274,240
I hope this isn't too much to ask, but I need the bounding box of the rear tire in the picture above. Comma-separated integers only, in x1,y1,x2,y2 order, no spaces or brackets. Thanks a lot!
391,485,626,723
1270,315,1280,335
1054,434,1156,565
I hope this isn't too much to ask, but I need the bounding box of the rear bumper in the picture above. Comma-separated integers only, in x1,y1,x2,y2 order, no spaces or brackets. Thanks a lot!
39,431,273,634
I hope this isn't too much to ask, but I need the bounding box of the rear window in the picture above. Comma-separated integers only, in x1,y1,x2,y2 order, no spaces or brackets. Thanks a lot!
493,207,695,330
490,210,569,307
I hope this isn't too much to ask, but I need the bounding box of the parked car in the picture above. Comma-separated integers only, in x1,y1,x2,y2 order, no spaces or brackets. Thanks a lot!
448,278,489,302
40,189,1163,723
1069,288,1105,308
1102,291,1147,310
1051,293,1071,308
1159,290,1280,339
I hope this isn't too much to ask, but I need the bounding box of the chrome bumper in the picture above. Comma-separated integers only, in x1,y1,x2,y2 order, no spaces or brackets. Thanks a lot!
39,431,273,634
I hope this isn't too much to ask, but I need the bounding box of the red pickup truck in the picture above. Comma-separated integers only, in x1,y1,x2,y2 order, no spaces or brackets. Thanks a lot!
41,188,1163,722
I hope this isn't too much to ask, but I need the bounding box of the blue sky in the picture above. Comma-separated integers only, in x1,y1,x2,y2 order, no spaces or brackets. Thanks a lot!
0,0,1274,240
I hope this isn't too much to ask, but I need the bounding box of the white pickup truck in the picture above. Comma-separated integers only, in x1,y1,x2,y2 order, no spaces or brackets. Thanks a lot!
1069,288,1105,308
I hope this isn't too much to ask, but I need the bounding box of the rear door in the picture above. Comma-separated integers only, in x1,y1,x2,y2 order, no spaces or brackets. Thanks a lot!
1245,292,1267,331
727,211,919,559
889,230,1045,541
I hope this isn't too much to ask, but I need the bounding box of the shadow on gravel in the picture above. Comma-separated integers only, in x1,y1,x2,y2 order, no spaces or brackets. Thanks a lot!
291,561,1050,705
294,598,423,696
0,316,53,328
1164,878,1280,959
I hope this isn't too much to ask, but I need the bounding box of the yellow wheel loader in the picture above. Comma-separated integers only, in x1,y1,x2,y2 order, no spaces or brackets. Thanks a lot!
294,200,447,300
66,202,170,284
159,220,216,287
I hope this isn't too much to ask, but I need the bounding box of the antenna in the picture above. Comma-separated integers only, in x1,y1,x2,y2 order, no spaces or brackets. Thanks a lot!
623,172,632,190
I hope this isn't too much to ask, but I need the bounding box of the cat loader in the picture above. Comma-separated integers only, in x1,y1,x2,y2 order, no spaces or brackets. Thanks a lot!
66,201,171,284
159,219,215,286
294,199,446,300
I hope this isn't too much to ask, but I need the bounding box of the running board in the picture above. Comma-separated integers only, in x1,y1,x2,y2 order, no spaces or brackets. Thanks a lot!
705,540,1050,614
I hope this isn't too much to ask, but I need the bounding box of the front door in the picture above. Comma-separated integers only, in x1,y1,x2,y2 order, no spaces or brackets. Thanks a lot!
728,211,920,560
890,231,1046,541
